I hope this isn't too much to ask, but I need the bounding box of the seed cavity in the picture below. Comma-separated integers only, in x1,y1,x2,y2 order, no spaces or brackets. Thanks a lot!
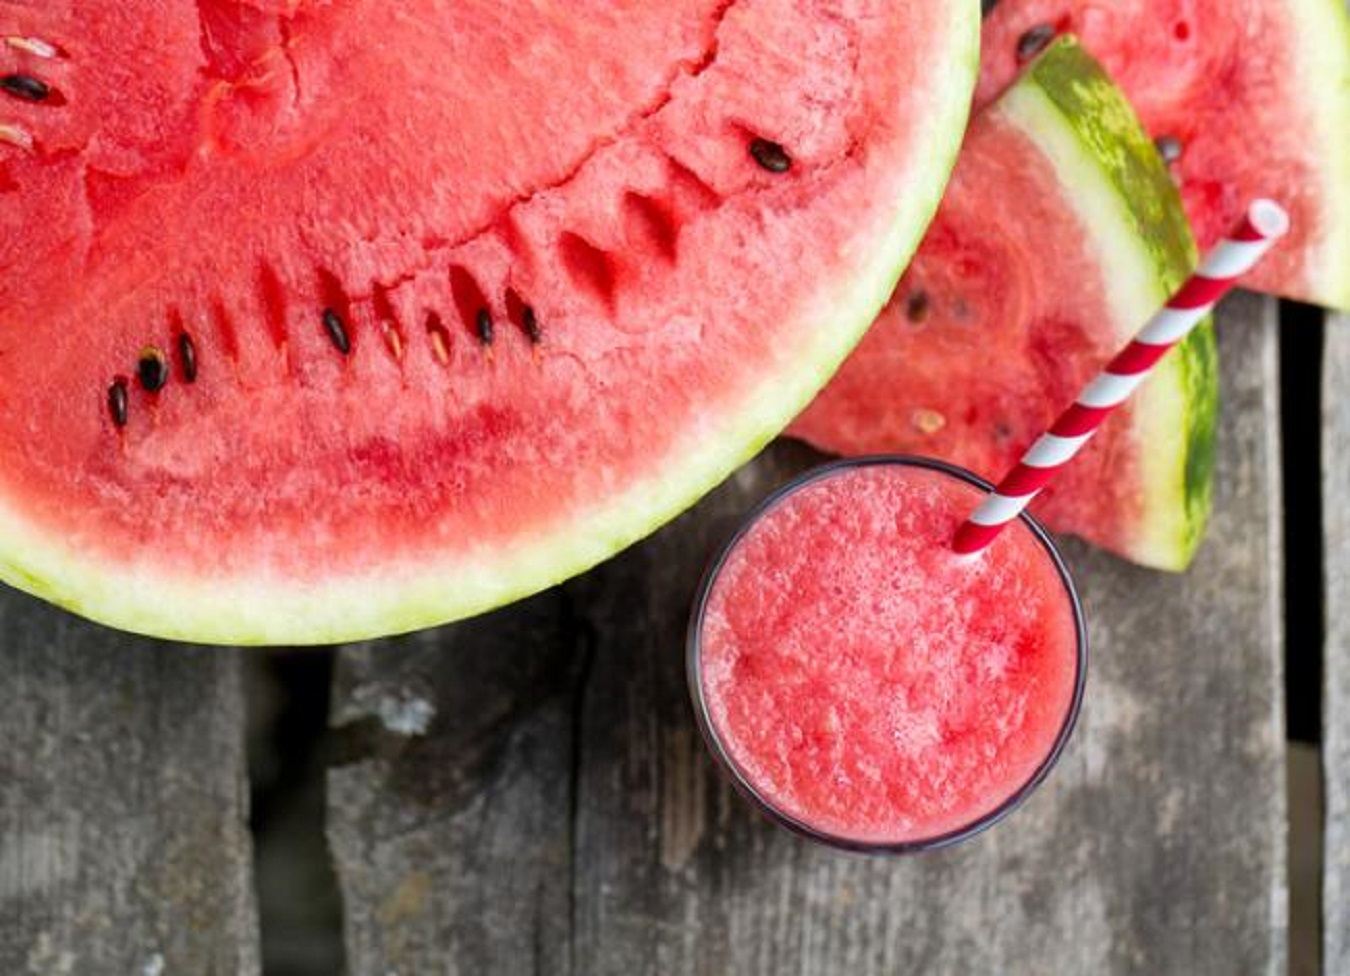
381,322,404,360
1,73,51,103
371,283,404,361
322,308,351,355
4,37,60,59
558,233,618,306
256,261,291,351
137,347,169,393
505,288,542,344
0,123,33,151
426,312,451,365
177,332,198,383
1154,135,1184,165
108,378,129,429
211,299,241,364
522,306,542,344
749,138,792,174
475,308,494,346
666,156,722,211
905,290,931,324
1016,24,1056,61
623,191,679,261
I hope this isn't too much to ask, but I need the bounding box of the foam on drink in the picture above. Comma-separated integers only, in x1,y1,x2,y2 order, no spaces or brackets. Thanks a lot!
691,459,1083,848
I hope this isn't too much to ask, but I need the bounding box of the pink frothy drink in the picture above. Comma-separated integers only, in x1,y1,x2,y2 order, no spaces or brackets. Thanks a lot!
689,457,1086,852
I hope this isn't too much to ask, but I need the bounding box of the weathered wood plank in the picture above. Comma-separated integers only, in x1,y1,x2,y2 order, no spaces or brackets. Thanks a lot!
0,592,260,975
326,590,579,976
569,293,1286,975
1323,311,1350,975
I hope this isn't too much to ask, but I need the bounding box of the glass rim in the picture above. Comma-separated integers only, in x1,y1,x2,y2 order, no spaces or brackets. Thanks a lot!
686,454,1089,855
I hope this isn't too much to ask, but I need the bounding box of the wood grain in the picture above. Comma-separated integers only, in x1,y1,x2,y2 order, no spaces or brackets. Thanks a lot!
326,590,581,976
1322,312,1350,976
0,592,259,976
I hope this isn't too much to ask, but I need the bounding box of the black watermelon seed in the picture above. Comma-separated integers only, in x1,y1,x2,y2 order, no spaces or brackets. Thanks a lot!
137,347,169,392
1016,24,1056,61
522,306,542,344
749,138,792,174
1,73,50,103
475,308,494,345
905,290,931,324
322,308,351,355
177,332,198,383
1155,135,1184,165
108,378,129,428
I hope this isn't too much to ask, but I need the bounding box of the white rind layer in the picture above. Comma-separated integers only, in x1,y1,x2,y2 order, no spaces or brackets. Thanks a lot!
998,66,1205,571
1288,0,1350,309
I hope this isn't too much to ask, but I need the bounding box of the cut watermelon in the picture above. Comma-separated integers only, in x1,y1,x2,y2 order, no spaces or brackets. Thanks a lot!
791,37,1218,571
980,0,1350,310
0,1,978,644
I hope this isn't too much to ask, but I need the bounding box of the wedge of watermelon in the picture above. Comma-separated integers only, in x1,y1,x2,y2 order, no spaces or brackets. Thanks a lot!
980,0,1350,310
791,37,1218,571
0,1,978,644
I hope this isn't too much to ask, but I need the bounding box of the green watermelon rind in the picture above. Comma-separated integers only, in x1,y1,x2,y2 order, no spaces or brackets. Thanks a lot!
1009,38,1217,570
1289,0,1350,310
0,3,981,645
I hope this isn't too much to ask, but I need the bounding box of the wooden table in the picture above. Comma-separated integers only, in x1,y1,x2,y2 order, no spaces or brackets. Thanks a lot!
1,291,1338,974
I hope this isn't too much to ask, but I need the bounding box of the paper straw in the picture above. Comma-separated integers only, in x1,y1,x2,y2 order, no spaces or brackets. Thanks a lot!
953,199,1290,556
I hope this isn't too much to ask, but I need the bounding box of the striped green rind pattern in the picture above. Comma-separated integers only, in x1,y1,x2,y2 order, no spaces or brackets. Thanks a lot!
1018,38,1217,569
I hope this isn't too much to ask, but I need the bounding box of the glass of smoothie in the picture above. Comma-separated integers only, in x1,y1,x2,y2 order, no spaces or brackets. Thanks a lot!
687,455,1086,853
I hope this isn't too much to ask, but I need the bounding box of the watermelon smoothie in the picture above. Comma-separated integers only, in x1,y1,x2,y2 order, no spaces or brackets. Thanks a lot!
689,457,1085,851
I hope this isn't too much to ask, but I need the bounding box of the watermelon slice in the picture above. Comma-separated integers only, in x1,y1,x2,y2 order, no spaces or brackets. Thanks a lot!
980,0,1350,310
791,37,1218,571
0,2,978,644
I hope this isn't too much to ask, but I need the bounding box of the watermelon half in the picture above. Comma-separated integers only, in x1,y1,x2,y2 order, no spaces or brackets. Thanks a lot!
980,0,1350,310
0,1,979,644
791,37,1219,571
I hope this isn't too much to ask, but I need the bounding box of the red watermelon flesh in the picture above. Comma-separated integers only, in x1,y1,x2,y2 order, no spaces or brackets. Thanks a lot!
0,1,978,643
795,141,1142,540
790,38,1218,571
980,0,1350,310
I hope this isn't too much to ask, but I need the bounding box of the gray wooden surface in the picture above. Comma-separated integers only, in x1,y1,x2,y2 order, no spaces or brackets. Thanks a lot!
0,599,259,975
1324,312,1349,975
327,592,578,975
326,294,1287,975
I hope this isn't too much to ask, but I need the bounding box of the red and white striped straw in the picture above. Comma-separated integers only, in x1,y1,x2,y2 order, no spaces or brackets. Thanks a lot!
953,199,1290,556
